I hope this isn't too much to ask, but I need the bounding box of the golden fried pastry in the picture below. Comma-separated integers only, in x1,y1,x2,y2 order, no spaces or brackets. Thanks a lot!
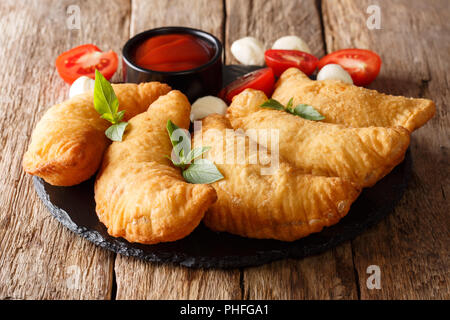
227,89,411,188
194,114,360,241
94,91,217,244
272,68,435,132
23,82,171,186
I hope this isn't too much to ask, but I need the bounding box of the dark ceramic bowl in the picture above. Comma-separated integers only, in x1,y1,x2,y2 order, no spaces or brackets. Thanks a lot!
122,26,223,102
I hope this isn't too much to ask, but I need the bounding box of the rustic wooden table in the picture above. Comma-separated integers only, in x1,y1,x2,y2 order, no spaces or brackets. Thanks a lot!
0,0,448,300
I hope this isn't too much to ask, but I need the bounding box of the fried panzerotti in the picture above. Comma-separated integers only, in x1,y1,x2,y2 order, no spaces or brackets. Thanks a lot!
195,114,360,241
95,91,217,244
227,89,410,188
23,82,171,186
272,68,435,132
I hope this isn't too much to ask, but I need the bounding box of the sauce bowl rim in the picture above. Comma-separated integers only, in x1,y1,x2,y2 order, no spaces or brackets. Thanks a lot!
122,26,223,76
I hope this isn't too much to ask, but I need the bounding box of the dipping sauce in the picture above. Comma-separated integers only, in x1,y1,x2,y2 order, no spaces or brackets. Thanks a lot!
133,34,215,72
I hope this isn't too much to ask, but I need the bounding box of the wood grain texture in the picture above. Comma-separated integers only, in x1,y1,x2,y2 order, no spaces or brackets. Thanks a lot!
243,247,358,299
226,0,359,300
113,0,241,300
115,257,241,300
322,0,449,299
130,0,225,39
225,0,326,63
0,0,131,299
1,0,447,300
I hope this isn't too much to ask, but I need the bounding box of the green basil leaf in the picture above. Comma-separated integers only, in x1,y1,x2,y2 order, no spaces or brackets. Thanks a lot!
163,154,185,168
293,104,325,120
100,113,116,123
115,110,125,123
105,122,128,142
166,120,191,160
185,146,211,164
94,69,119,117
166,120,190,147
166,120,220,183
259,97,324,121
259,99,285,111
286,97,294,109
286,108,296,115
166,119,178,139
182,159,224,184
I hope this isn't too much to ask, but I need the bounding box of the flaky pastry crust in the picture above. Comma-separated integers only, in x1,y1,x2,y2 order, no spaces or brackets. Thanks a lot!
23,82,171,186
227,89,411,188
94,91,217,244
196,114,360,241
272,68,435,132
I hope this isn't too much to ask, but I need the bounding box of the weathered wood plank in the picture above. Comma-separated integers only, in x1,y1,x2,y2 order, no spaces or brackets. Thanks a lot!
115,257,241,299
0,0,131,299
225,0,359,300
114,0,242,300
243,247,358,299
225,0,326,64
3,0,447,301
130,0,225,38
322,0,449,299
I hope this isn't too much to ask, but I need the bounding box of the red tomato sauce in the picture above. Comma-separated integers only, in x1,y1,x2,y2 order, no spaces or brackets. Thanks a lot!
133,34,214,72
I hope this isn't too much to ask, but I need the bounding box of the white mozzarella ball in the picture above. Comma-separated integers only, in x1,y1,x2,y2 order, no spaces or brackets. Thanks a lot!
230,37,265,65
317,64,353,84
272,35,311,54
190,96,228,122
69,76,95,98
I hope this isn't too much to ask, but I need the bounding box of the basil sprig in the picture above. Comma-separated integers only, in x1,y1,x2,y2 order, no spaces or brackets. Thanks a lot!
182,159,224,184
260,97,325,121
166,120,223,184
93,70,128,141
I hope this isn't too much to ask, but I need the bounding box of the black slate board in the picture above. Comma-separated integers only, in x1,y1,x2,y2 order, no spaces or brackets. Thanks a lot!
33,65,412,268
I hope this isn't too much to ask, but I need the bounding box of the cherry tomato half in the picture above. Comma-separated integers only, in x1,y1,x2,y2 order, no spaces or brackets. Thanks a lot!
264,49,319,77
317,49,382,86
219,68,275,104
55,44,118,84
